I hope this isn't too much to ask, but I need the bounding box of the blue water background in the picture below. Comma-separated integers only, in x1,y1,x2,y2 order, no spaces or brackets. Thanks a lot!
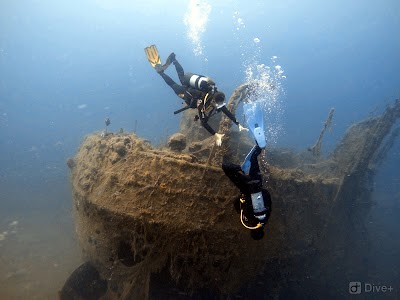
0,0,399,296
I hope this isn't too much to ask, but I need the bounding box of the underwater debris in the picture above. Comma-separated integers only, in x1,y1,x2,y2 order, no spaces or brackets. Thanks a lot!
99,117,112,138
68,92,400,298
66,158,76,169
59,261,107,300
113,142,127,157
332,99,400,176
308,108,335,156
370,126,400,169
168,133,187,152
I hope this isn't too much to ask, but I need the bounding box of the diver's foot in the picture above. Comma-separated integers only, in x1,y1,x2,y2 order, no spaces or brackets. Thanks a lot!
166,52,176,65
154,64,164,73
254,144,262,154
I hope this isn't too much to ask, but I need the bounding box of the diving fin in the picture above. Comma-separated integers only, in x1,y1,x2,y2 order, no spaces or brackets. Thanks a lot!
144,44,161,68
243,102,267,148
241,145,257,175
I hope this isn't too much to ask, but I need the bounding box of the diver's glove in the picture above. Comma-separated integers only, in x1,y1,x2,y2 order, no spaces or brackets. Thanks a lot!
215,133,225,146
238,124,249,132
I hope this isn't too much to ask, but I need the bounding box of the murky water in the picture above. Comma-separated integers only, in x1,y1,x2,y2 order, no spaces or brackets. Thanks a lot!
0,181,81,299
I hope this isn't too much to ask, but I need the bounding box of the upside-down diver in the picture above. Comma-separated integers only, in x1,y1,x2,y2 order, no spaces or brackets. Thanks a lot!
222,102,271,240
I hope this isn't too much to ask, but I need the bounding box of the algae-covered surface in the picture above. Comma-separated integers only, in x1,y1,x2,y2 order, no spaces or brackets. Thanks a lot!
69,92,400,298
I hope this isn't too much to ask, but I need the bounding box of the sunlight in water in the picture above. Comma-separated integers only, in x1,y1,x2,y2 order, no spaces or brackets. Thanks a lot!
183,0,212,57
232,12,286,146
244,58,286,146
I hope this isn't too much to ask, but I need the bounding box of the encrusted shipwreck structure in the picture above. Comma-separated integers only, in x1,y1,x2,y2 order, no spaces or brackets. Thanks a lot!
68,86,400,299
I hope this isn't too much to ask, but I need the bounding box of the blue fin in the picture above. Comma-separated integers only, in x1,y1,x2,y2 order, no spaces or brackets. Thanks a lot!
243,102,267,148
241,145,257,175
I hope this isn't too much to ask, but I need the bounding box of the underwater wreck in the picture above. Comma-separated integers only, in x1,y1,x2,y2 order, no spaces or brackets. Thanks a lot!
67,84,400,299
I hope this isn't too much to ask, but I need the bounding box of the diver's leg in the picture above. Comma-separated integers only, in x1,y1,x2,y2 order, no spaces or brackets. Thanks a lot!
248,145,262,180
173,59,186,84
222,162,249,192
159,72,183,96
165,53,176,65
158,53,176,72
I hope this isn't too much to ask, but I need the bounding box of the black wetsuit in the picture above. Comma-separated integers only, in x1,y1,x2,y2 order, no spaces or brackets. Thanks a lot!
222,146,272,233
159,59,239,135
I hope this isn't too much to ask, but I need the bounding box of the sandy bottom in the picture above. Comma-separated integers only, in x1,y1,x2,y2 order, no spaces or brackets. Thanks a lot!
0,180,81,300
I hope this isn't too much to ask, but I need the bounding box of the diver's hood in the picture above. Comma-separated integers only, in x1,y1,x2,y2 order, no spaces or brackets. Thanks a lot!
213,91,226,109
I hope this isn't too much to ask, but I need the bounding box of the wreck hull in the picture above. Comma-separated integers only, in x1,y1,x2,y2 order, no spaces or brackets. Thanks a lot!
70,133,339,298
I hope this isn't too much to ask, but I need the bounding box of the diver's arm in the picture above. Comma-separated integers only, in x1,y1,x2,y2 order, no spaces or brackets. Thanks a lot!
200,118,216,135
220,106,239,125
199,115,225,145
220,106,248,131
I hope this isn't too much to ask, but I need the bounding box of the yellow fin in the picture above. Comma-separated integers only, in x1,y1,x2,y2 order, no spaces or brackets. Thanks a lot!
144,44,161,68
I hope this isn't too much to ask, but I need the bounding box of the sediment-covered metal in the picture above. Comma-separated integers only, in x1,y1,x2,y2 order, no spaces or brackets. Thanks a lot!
69,97,400,299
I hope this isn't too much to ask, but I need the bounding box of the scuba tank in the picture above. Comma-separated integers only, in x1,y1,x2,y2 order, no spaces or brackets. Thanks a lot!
183,73,215,92
250,192,267,222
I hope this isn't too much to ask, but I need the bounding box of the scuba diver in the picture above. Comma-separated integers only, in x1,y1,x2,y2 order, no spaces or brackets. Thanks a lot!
222,102,271,240
144,44,248,146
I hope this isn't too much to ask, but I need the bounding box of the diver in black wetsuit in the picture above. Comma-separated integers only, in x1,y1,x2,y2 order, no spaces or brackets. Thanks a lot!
149,49,248,146
222,145,272,240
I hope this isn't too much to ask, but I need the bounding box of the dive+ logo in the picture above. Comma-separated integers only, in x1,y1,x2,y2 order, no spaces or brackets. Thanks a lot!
349,282,394,294
349,282,362,294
